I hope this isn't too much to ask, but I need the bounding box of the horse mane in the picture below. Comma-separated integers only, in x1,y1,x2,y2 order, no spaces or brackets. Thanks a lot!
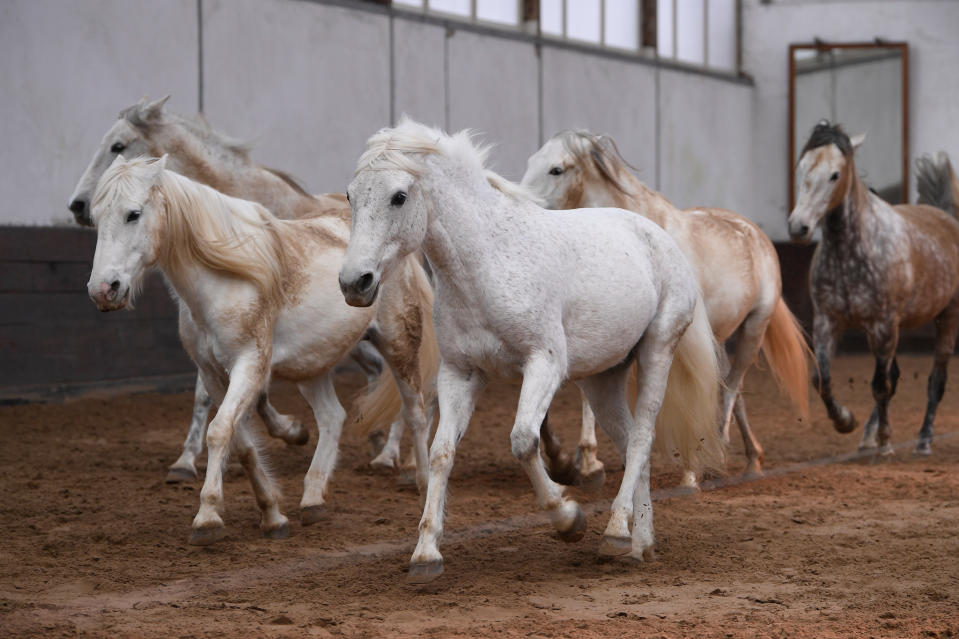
94,157,293,307
802,120,853,158
261,165,312,198
555,130,636,196
357,117,543,204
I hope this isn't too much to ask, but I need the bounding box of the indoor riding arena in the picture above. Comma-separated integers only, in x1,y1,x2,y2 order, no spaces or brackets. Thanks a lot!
2,2,958,638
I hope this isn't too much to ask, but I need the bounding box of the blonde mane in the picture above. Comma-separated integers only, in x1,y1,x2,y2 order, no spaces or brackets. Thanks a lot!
93,156,293,306
357,117,542,204
555,130,636,196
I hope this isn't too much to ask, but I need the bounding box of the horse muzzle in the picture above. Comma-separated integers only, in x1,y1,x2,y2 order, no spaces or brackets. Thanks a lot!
88,279,129,312
338,269,380,307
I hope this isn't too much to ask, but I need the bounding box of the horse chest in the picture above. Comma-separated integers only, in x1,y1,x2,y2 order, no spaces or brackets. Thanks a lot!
811,249,889,322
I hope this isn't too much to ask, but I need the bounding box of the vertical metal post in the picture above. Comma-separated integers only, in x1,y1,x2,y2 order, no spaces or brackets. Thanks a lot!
672,0,678,59
702,0,709,66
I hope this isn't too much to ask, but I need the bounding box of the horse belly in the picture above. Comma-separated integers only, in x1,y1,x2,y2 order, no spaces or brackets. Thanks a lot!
270,278,374,380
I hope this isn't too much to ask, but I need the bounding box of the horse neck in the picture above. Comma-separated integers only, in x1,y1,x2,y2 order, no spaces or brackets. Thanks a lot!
160,124,316,219
821,169,872,252
420,167,518,281
584,169,674,228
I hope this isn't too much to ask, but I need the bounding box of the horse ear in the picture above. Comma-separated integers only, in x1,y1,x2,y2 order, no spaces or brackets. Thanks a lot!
140,95,170,122
850,133,866,150
155,154,169,172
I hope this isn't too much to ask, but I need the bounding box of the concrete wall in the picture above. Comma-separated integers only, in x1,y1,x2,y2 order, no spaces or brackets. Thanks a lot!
743,0,959,240
0,0,198,226
0,0,754,226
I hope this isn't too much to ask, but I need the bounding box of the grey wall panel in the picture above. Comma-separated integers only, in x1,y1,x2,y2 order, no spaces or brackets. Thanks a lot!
392,19,447,128
0,0,198,226
202,0,390,194
446,31,538,180
658,69,755,223
540,47,658,188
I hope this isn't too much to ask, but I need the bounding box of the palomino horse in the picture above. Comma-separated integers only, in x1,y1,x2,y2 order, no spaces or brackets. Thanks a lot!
522,131,809,483
339,119,725,582
68,96,408,480
87,155,437,544
789,122,959,455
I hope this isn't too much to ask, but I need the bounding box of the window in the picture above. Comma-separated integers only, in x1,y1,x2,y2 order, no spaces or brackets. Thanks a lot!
393,0,523,27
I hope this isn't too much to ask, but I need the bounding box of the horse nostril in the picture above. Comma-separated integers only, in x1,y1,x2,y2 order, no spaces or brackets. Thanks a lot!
110,280,121,291
799,225,810,237
356,272,374,293
69,199,87,215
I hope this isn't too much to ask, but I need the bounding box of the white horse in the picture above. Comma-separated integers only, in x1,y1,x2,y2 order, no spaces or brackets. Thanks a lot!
339,119,725,582
68,96,409,480
522,131,810,484
87,154,437,544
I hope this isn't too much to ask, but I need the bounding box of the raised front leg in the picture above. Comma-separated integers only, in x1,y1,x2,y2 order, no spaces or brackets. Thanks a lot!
917,304,959,455
297,373,347,525
190,354,278,545
866,323,900,456
257,393,309,447
166,372,212,483
409,364,484,584
509,355,586,545
812,312,856,433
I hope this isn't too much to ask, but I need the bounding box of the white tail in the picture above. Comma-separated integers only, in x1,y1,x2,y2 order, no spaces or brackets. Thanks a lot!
352,253,438,433
654,297,726,476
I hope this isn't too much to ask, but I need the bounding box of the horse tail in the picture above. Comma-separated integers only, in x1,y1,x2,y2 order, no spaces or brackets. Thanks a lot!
352,253,437,434
916,152,959,218
655,297,726,477
760,298,811,419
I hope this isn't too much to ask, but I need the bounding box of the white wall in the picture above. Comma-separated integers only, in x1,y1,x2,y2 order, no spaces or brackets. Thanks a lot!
743,0,959,240
0,0,198,226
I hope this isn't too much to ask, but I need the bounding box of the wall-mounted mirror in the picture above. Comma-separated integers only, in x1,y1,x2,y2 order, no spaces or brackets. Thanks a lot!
788,42,909,210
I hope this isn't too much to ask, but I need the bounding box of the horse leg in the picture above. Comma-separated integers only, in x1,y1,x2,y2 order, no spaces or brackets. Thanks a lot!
256,393,309,447
233,417,289,539
577,365,638,557
812,312,857,433
916,305,959,455
370,419,404,471
166,372,212,483
860,358,898,450
732,394,764,477
576,393,606,487
724,315,769,476
297,373,346,525
189,355,273,545
866,323,900,457
539,413,580,487
409,364,485,584
508,355,586,543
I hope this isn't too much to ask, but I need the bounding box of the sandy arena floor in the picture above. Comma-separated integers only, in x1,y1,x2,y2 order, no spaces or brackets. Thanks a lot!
1,354,958,638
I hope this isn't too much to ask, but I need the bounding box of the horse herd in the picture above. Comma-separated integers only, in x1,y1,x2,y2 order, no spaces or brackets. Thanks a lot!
65,97,959,584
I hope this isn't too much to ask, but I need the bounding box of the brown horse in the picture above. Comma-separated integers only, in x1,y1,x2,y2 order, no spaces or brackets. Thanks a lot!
789,122,959,455
523,131,810,483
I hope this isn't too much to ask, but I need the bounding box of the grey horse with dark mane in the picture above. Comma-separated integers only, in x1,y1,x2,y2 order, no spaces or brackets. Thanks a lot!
789,121,959,455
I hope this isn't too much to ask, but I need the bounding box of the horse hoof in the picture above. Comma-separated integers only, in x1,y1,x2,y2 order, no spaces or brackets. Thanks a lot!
878,444,894,457
578,467,606,491
369,456,397,473
396,470,417,487
291,422,310,446
165,466,197,483
407,559,444,584
833,409,857,434
914,441,932,456
263,522,290,540
189,525,226,546
598,535,632,557
556,505,586,543
368,430,387,457
633,546,656,563
301,505,326,526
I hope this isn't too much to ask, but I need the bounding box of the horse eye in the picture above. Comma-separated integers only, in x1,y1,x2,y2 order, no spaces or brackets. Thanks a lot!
125,210,141,223
548,167,564,176
111,142,126,154
829,172,840,182
391,191,407,207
